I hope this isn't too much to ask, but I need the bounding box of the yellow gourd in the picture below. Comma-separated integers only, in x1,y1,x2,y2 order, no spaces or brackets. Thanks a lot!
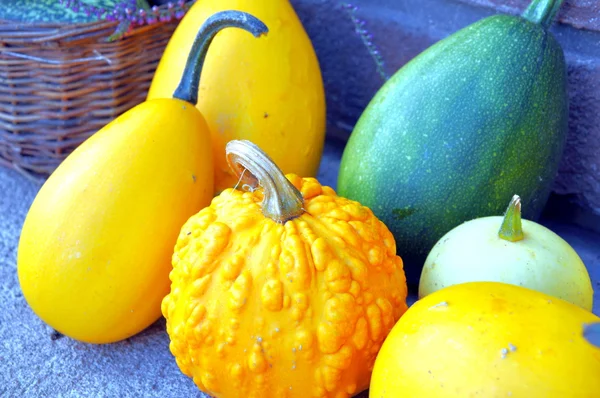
370,281,600,397
161,140,408,397
148,0,326,194
17,12,268,344
419,195,593,310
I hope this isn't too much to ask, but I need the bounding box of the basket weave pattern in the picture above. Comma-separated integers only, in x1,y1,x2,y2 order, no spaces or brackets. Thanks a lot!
0,15,179,180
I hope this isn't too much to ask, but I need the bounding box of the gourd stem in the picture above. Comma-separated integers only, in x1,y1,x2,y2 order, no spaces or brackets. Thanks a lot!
173,11,268,105
522,0,564,29
225,140,305,224
498,195,525,242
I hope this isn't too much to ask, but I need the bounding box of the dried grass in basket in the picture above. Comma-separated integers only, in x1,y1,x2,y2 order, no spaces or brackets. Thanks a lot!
0,12,180,182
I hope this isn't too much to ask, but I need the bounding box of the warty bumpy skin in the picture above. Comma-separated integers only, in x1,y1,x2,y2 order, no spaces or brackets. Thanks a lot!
161,174,408,398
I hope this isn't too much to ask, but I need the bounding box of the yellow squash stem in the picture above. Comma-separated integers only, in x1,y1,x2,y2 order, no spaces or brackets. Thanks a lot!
173,11,268,105
225,140,304,223
498,194,525,242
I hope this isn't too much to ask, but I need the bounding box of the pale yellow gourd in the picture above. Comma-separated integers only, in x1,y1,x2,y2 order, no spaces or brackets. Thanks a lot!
419,195,594,310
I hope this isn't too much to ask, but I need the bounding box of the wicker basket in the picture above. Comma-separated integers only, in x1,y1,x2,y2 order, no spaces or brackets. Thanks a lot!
0,12,181,181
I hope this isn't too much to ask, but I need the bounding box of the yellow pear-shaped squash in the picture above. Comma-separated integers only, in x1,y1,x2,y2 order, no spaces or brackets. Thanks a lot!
370,281,600,397
148,0,326,193
161,140,408,397
17,12,268,344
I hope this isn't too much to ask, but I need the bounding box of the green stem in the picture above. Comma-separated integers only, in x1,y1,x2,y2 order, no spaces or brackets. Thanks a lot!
522,0,565,29
225,140,305,224
498,195,525,242
173,11,268,105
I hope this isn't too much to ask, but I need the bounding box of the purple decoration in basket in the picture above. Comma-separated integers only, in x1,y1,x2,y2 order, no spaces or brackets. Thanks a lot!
59,0,195,41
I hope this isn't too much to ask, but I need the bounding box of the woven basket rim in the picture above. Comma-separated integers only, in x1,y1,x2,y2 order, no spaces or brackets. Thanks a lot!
0,2,180,44
0,18,116,29
0,20,117,44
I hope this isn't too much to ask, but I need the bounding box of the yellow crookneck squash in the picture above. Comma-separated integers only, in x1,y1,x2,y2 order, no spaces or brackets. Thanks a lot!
161,140,408,398
17,12,268,344
148,0,326,194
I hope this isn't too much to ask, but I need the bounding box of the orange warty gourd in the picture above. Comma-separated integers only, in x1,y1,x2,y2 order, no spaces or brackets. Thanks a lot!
148,0,326,194
161,140,408,397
